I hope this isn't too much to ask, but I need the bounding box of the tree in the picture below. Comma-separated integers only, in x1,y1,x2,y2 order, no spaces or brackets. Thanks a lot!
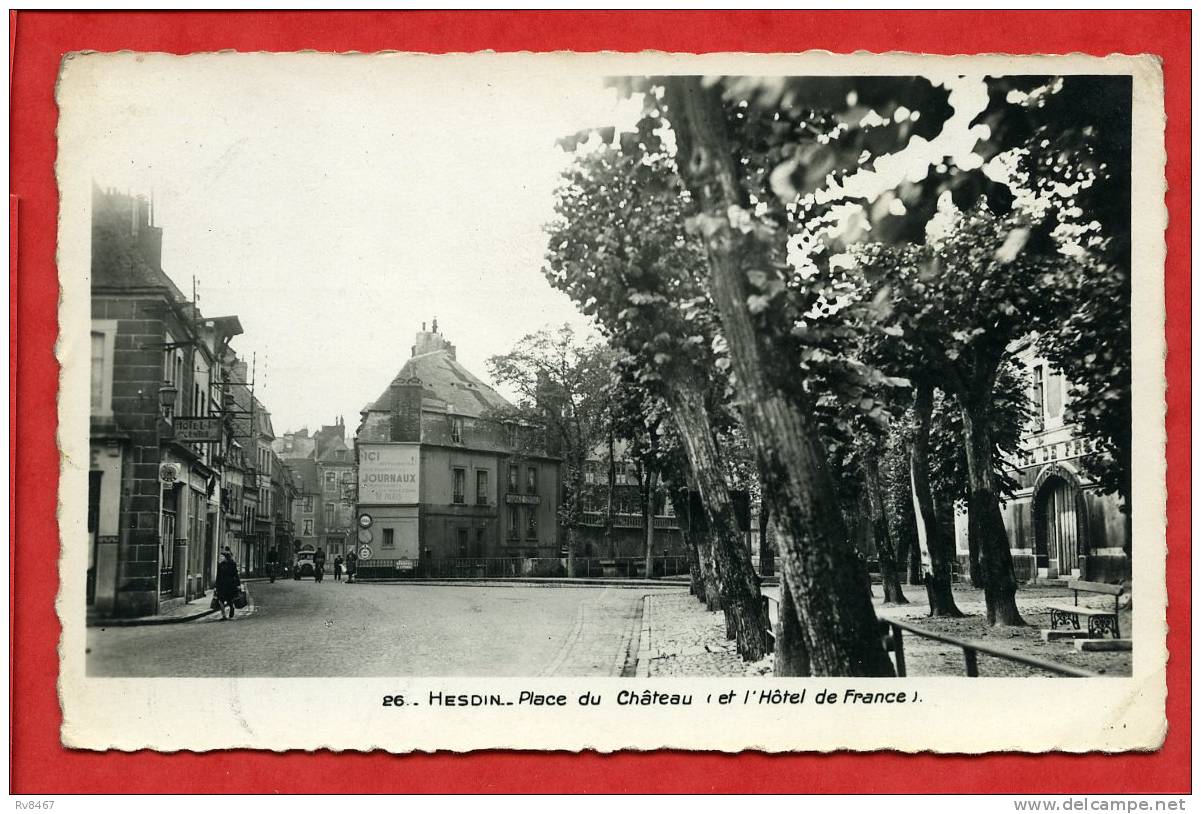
657,77,901,674
487,326,613,576
852,210,1077,625
544,137,771,660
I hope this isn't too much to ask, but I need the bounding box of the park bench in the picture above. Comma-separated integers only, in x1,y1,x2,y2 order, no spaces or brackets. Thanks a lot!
1046,580,1127,639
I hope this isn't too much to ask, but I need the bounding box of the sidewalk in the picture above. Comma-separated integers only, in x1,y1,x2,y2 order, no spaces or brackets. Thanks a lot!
87,599,218,628
87,579,269,628
640,582,1133,677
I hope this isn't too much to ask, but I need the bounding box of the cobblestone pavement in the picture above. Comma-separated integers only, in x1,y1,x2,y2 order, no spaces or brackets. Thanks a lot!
647,583,1132,677
640,593,773,677
86,580,675,677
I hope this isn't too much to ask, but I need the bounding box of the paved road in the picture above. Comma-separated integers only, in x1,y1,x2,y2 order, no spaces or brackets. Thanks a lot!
86,581,684,677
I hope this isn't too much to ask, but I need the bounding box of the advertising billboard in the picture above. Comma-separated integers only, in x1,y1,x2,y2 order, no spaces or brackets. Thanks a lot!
358,444,420,504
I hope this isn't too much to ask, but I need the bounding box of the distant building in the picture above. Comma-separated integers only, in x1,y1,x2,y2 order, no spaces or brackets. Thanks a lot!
354,321,561,568
574,439,688,567
275,419,356,561
954,344,1131,582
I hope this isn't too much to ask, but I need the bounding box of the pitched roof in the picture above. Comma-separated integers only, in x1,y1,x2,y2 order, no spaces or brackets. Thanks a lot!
367,350,513,418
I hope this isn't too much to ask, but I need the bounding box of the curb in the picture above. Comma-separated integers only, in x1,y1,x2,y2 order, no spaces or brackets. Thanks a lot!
353,577,688,589
88,605,220,628
633,594,655,677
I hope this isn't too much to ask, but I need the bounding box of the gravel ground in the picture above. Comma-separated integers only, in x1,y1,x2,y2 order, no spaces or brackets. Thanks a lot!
643,583,1132,678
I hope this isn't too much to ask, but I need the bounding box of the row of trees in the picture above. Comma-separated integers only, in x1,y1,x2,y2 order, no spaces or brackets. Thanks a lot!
500,74,1132,675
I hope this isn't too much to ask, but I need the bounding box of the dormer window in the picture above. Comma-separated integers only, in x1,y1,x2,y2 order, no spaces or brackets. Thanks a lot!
451,417,464,444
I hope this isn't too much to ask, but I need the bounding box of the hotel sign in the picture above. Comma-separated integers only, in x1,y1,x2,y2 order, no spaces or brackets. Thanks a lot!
359,444,420,505
171,416,222,443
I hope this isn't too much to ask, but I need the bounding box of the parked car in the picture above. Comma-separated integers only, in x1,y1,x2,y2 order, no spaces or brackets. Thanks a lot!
293,551,317,580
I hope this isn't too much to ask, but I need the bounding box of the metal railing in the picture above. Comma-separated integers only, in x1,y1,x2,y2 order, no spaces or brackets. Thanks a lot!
880,618,1097,677
762,594,1097,678
578,511,680,530
354,555,690,580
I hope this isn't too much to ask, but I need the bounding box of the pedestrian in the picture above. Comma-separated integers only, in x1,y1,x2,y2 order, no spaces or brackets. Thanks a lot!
266,546,279,583
214,547,241,620
314,547,326,583
346,549,357,584
334,555,344,582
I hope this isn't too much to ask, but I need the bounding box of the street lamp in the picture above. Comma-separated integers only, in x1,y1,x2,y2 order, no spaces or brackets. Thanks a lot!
158,381,178,415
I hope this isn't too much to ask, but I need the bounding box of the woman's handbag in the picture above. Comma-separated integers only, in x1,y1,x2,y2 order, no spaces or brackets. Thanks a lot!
210,594,221,610
234,588,249,609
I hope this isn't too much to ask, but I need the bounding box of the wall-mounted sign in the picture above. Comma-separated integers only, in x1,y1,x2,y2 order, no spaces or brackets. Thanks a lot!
358,444,419,505
172,416,222,443
159,463,181,485
357,527,373,544
358,545,373,561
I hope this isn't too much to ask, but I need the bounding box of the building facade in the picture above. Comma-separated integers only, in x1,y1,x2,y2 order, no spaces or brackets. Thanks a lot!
354,322,561,569
954,345,1131,583
275,420,357,561
89,186,251,616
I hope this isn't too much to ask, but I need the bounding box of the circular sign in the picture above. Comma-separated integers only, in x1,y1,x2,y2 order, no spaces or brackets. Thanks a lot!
358,545,373,561
357,513,373,529
356,527,373,544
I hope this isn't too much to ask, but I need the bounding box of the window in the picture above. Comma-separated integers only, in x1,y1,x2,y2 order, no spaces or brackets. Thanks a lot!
90,332,105,412
451,417,464,444
302,519,313,536
508,465,519,492
457,528,469,557
452,468,466,504
325,471,337,487
1030,365,1046,431
382,528,395,549
526,466,537,495
474,528,485,558
303,496,314,513
508,506,520,539
476,470,489,505
526,508,537,539
1046,371,1064,420
325,503,335,526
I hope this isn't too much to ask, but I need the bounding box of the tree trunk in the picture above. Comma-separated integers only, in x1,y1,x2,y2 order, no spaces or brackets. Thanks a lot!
864,451,907,605
665,77,893,676
773,571,812,676
667,381,770,661
958,393,1025,626
758,483,775,577
644,469,658,578
910,385,963,617
670,484,708,603
908,534,922,584
605,425,617,559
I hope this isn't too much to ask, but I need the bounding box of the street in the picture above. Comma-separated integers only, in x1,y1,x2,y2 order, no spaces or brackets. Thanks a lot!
86,580,684,677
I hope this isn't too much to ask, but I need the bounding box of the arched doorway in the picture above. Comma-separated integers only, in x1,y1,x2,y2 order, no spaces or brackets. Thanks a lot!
1033,469,1088,579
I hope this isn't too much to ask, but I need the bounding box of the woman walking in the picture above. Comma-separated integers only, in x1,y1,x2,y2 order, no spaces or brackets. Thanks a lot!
214,547,242,620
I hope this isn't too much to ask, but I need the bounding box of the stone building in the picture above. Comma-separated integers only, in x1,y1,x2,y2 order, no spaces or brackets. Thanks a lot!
89,186,248,616
275,419,356,561
954,345,1131,583
354,321,561,570
574,439,689,571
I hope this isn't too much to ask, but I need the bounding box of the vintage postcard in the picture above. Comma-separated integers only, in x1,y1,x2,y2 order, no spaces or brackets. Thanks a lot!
56,50,1166,753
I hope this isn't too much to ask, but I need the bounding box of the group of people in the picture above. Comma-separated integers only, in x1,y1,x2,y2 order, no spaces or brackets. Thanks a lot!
311,548,358,582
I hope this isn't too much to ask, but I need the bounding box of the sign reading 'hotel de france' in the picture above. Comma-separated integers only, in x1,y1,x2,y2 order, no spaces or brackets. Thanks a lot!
358,443,420,504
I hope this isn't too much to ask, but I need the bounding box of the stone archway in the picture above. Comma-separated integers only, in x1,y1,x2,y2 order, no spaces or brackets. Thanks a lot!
1032,463,1090,579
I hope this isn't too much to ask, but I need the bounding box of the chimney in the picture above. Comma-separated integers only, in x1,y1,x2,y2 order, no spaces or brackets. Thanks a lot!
412,319,457,359
390,378,424,442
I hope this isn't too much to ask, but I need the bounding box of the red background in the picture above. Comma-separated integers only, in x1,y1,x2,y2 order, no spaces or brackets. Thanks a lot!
10,10,1190,794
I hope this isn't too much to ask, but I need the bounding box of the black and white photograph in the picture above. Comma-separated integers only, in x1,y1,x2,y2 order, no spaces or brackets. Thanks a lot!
57,50,1166,753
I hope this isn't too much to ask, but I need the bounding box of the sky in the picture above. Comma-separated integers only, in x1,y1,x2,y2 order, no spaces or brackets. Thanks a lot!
72,54,990,434
75,53,639,432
